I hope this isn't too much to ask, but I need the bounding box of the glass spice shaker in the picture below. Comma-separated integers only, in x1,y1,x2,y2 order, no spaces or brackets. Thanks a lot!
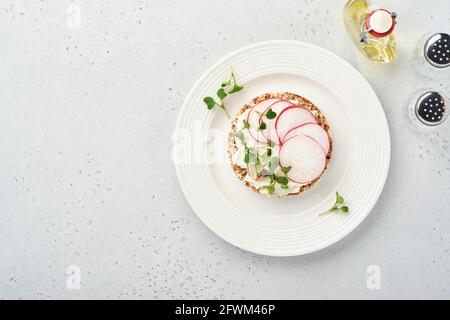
415,33,450,79
408,90,449,131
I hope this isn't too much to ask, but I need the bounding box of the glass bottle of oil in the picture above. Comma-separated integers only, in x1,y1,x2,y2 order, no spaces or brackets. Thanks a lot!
344,0,397,63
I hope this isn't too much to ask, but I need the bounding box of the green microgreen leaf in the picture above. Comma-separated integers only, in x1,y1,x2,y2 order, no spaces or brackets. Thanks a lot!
221,80,231,88
259,122,267,131
204,97,216,110
204,70,244,118
229,84,244,94
336,192,344,204
266,108,277,120
263,185,275,194
266,148,272,157
217,88,227,101
243,120,250,129
281,166,292,175
269,174,276,184
276,176,289,186
319,192,350,216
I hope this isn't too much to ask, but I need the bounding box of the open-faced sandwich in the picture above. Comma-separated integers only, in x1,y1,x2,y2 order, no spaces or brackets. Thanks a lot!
228,92,332,198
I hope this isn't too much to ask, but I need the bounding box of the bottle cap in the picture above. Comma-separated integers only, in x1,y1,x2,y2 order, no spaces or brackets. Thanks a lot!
413,91,448,126
365,9,396,38
423,33,450,68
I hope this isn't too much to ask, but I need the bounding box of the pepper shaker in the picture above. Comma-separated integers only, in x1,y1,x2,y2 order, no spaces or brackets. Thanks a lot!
408,90,449,131
416,33,450,79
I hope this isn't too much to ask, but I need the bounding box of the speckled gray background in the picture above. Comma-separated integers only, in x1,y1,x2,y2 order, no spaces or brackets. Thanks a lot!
1,0,449,300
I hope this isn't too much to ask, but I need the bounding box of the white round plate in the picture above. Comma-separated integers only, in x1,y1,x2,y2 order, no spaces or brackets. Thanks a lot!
174,41,390,256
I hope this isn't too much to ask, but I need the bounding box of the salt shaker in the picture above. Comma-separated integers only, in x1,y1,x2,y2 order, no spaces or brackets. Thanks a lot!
408,90,449,131
416,33,450,79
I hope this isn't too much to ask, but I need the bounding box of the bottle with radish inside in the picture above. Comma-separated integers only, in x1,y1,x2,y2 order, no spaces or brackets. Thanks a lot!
344,0,397,63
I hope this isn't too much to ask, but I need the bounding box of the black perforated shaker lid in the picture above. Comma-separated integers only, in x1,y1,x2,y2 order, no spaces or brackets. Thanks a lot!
424,33,450,68
415,91,448,126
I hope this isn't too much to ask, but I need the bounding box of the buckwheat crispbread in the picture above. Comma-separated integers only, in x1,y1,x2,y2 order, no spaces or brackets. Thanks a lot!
227,92,333,197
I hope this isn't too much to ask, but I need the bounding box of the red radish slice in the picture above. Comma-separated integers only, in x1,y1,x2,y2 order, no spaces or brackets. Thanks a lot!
279,135,326,184
247,98,279,143
283,123,330,154
275,106,317,144
260,100,295,144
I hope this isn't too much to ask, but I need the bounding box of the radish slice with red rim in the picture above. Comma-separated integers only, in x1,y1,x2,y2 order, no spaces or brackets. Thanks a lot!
275,106,317,144
247,98,279,143
283,123,330,154
259,100,295,144
279,135,326,184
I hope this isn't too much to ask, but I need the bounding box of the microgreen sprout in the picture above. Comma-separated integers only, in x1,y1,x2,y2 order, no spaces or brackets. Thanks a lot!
204,71,244,119
259,122,267,131
265,108,277,120
319,192,350,216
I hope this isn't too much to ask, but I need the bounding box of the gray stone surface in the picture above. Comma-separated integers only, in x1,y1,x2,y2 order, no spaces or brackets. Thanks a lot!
0,0,449,299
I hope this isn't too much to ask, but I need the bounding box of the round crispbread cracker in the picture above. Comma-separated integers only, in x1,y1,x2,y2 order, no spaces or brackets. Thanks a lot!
227,92,333,198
